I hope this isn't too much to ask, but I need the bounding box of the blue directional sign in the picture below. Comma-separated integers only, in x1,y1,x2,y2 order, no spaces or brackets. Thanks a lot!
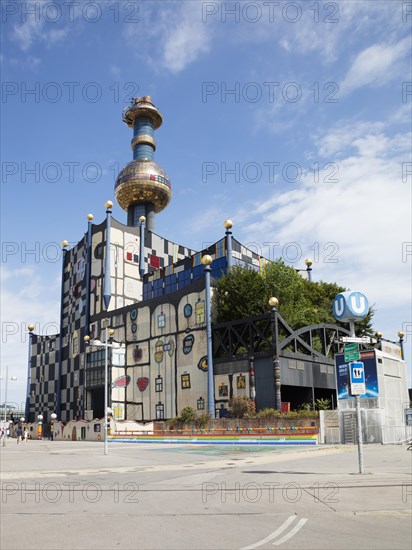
349,361,366,396
350,362,365,382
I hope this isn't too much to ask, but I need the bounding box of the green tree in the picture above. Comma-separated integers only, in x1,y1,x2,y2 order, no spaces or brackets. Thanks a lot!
214,261,374,335
213,266,266,322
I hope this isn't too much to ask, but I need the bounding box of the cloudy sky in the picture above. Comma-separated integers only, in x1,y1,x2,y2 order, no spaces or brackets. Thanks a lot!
1,0,411,406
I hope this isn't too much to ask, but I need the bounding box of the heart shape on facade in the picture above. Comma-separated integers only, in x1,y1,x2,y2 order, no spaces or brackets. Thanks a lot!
137,377,149,392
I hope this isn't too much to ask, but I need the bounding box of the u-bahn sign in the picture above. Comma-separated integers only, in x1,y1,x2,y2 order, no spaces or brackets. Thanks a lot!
333,291,369,322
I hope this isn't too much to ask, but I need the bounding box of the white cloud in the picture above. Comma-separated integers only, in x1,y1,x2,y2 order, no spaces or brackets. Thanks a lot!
162,4,210,73
10,0,71,53
11,8,43,51
124,1,211,74
315,120,385,157
341,37,411,94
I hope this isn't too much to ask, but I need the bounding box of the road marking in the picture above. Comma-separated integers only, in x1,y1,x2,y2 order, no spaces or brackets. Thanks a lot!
273,517,308,546
242,516,297,549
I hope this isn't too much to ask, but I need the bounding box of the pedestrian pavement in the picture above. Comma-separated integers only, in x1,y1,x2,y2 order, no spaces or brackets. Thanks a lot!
1,440,411,549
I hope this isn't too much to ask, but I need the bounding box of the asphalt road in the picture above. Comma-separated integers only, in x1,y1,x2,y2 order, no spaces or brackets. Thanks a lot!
1,440,411,549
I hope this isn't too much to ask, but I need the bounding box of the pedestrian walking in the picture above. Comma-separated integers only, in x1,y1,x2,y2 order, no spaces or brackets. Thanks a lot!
16,425,22,444
23,428,29,443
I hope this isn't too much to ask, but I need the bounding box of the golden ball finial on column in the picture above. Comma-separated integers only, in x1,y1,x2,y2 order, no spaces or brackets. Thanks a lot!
105,200,113,210
87,214,94,221
201,255,213,266
61,240,69,248
139,216,146,223
305,258,313,267
224,219,233,229
268,297,279,308
27,323,35,332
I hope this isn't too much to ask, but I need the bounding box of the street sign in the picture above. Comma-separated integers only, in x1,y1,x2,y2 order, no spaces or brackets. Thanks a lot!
344,342,360,362
349,361,366,395
341,336,377,344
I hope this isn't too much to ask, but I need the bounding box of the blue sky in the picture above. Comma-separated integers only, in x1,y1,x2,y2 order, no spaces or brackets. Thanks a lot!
1,0,411,406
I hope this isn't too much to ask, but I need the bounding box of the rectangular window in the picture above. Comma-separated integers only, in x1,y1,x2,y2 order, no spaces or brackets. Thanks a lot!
155,402,164,420
155,376,163,392
181,374,191,389
113,315,123,328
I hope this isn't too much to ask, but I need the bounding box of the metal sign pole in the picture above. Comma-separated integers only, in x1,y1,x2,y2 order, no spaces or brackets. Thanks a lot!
355,394,364,473
350,321,364,474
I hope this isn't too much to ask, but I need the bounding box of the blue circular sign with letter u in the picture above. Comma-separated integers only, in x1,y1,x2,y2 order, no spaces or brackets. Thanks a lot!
333,291,369,322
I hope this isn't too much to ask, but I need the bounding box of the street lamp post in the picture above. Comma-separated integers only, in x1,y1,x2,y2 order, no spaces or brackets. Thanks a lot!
223,219,233,271
295,258,313,282
201,255,215,417
269,297,281,411
84,327,115,455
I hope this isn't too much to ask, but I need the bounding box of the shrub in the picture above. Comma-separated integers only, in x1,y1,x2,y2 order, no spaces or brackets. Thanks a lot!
315,398,331,410
283,411,299,419
178,407,197,424
256,408,281,419
166,417,181,429
229,397,256,418
195,412,212,428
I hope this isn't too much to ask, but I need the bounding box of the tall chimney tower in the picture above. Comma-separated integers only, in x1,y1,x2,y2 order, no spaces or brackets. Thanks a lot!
115,96,172,231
